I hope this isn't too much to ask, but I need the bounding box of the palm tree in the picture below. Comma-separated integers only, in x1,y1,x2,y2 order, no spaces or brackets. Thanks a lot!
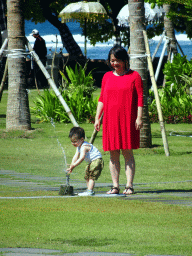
39,0,85,59
129,0,152,148
163,4,178,59
6,0,31,130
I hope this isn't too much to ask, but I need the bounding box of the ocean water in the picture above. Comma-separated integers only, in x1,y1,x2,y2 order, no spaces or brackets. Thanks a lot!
25,20,192,60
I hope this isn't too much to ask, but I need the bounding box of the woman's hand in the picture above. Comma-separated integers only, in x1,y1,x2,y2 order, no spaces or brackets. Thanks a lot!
94,119,100,132
136,107,143,130
135,117,143,130
94,102,103,131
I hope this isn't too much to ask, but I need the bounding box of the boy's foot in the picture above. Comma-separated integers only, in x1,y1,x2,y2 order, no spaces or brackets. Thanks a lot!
78,189,95,196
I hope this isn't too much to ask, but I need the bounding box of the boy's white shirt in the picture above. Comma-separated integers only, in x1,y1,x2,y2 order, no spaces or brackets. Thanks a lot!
70,143,91,168
70,142,91,171
68,141,102,173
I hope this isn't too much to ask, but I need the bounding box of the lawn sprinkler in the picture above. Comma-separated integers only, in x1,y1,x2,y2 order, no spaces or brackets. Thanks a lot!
59,172,74,196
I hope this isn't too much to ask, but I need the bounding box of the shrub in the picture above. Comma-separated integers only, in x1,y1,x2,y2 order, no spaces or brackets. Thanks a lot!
31,63,98,123
148,54,192,124
163,53,192,90
148,87,192,124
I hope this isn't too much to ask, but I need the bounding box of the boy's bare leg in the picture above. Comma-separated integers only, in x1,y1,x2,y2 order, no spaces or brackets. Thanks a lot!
87,179,95,190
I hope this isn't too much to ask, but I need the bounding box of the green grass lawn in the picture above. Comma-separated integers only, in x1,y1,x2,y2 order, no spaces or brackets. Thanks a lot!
0,89,192,255
1,198,191,255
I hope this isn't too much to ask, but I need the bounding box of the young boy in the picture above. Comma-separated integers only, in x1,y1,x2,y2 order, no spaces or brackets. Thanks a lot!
67,127,104,196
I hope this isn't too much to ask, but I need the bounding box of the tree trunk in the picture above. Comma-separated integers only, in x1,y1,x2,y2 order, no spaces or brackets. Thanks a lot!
163,4,177,57
58,23,85,60
0,0,6,32
129,0,152,148
6,0,31,130
39,0,85,59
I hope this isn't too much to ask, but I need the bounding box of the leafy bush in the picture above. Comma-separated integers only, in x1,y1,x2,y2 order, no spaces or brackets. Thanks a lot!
61,62,96,98
31,63,98,123
148,54,192,124
148,88,192,124
163,53,192,90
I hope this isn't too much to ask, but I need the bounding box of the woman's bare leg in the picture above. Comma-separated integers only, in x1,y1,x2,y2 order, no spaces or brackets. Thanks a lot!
122,149,135,194
108,150,120,190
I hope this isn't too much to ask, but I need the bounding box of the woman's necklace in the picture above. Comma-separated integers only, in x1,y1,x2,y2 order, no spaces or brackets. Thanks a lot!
114,69,130,76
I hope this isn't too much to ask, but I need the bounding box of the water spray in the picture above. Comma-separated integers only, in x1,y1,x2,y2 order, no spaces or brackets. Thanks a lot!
59,172,74,196
50,118,74,196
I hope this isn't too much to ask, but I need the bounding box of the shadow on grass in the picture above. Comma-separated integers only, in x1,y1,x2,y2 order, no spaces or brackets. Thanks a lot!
137,189,192,194
50,237,115,247
151,144,161,148
175,151,192,155
0,114,6,118
152,134,162,138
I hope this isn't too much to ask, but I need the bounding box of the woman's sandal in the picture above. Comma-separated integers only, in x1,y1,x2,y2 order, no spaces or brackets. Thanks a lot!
107,187,120,194
123,187,134,195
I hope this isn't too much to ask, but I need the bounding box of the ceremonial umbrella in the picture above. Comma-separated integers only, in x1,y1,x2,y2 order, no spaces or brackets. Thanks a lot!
117,3,165,27
58,1,108,57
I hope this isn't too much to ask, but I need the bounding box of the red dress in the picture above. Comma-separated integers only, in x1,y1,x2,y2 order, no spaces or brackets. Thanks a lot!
99,70,143,151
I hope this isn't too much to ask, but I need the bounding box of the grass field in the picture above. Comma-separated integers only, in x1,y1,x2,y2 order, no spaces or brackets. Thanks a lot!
0,89,192,255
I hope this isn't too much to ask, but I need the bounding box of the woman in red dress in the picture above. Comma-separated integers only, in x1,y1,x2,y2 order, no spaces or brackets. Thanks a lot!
94,45,143,195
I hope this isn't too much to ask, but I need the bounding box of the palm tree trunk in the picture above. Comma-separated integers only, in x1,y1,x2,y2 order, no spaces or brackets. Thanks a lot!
129,0,152,148
39,0,85,59
163,4,177,58
6,0,31,130
58,23,85,59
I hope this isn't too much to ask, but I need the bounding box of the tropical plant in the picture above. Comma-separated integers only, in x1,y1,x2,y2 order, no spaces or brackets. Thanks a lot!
31,89,62,122
180,74,192,94
163,53,192,89
31,64,98,123
60,62,96,97
149,54,192,123
148,86,192,124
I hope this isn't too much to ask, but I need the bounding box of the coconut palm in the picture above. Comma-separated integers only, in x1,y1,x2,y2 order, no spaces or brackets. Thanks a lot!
39,0,85,59
163,4,178,59
6,0,31,130
129,0,152,148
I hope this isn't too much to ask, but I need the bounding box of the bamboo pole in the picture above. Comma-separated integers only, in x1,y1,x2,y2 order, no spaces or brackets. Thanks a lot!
152,31,165,62
143,30,170,157
89,113,103,144
25,38,79,128
155,38,169,82
176,39,185,56
83,114,103,173
0,39,8,101
0,38,8,58
51,35,58,83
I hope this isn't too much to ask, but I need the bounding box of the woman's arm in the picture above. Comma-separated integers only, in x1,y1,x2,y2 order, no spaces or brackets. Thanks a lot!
94,101,104,131
135,106,143,130
134,72,143,130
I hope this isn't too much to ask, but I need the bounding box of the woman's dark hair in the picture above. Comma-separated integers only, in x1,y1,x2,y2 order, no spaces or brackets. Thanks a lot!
107,45,129,69
69,127,85,139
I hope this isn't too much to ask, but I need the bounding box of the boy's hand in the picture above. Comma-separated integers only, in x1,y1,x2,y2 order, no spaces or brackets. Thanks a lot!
67,164,75,174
